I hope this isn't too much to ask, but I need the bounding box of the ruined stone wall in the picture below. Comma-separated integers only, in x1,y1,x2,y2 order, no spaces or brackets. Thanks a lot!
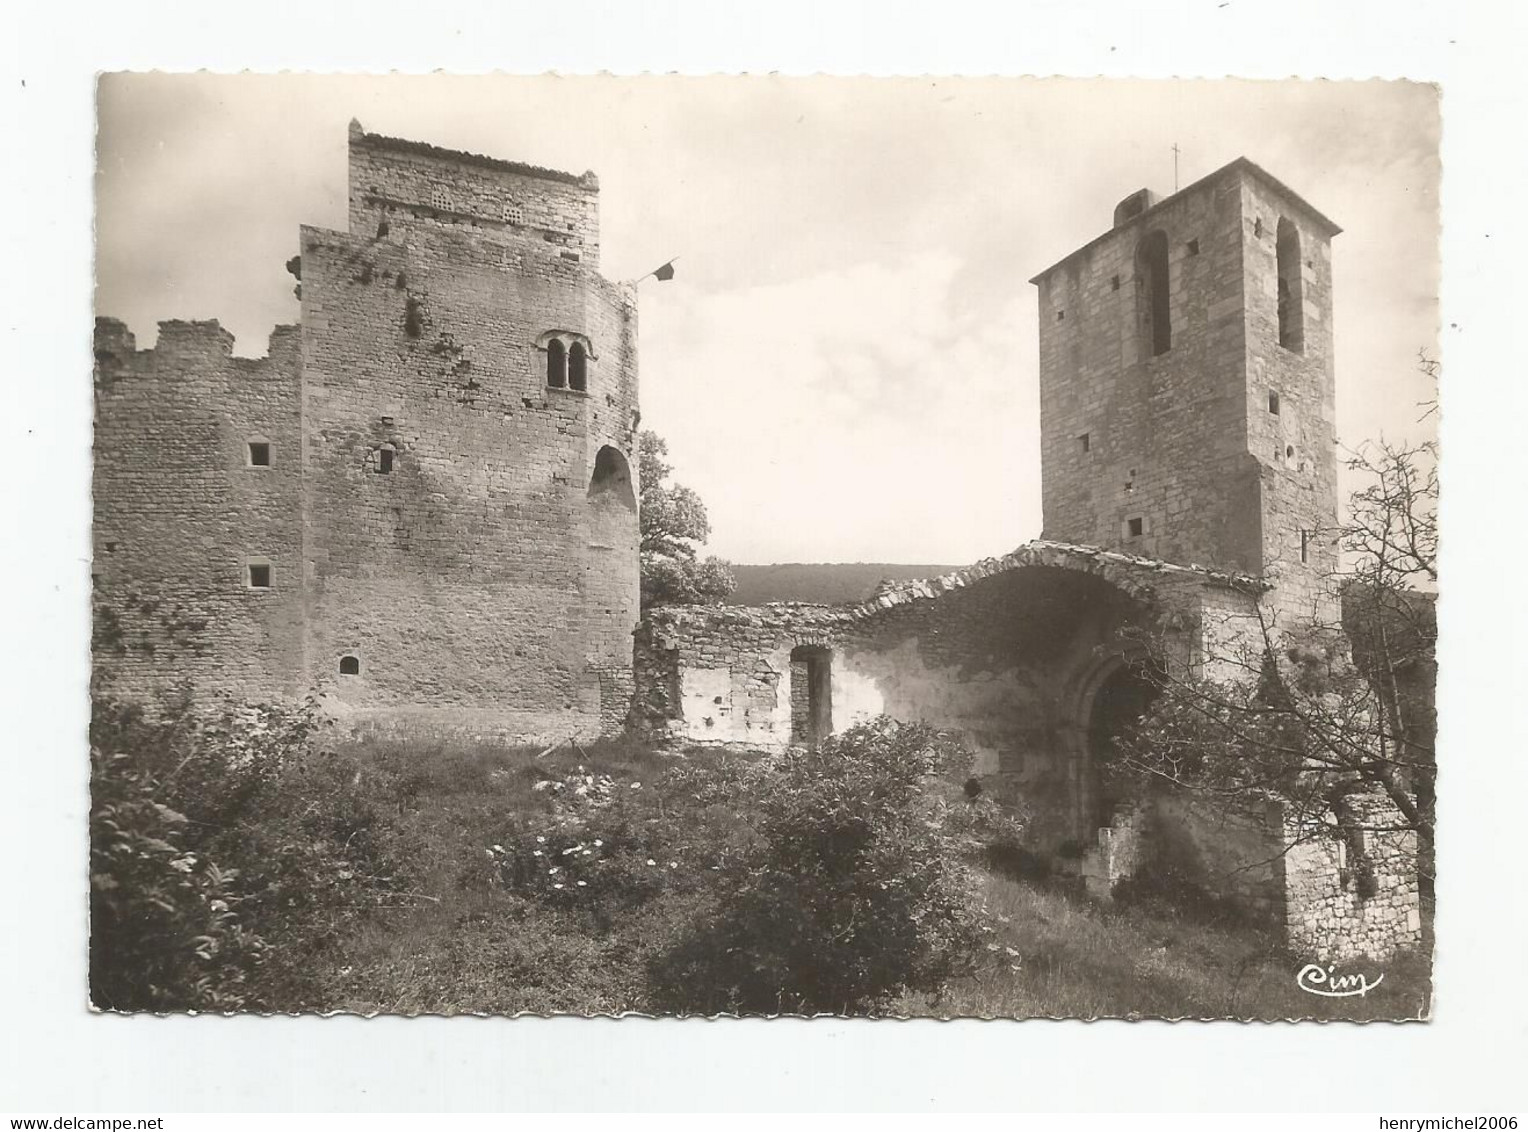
1282,795,1423,961
1144,793,1288,924
92,318,305,706
635,543,1240,849
299,138,638,741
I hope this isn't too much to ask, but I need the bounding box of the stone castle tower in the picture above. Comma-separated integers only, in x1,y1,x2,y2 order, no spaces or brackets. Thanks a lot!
93,122,641,741
1029,158,1341,622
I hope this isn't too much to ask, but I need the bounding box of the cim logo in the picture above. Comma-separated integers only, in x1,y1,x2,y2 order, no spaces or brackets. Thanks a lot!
1296,962,1385,998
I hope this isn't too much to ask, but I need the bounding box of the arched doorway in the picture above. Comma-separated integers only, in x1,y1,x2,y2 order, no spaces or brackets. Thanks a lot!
1080,655,1162,827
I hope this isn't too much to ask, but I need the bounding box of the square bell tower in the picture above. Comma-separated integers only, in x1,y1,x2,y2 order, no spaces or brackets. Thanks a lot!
1029,158,1341,620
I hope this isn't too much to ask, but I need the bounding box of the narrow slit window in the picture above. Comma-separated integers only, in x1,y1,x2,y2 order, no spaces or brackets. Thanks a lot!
247,441,271,467
1137,230,1172,357
1268,391,1280,415
1300,529,1310,564
377,445,395,474
248,563,271,589
1078,433,1091,453
339,655,360,676
546,339,567,388
569,341,588,392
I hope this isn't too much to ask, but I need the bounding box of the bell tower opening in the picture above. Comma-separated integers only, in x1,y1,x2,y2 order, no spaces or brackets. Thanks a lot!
1276,217,1305,353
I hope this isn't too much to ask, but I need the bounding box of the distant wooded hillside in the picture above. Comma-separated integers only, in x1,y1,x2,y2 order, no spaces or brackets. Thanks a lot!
725,563,964,606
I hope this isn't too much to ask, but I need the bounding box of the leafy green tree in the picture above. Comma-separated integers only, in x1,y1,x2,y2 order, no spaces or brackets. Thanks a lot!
638,430,736,608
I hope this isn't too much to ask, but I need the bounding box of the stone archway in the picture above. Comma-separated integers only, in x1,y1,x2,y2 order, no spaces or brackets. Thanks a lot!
1073,651,1163,833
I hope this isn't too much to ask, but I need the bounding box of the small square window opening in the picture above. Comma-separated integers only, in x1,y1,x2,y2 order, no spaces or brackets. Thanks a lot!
248,441,271,466
378,448,394,474
248,563,271,589
1186,239,1200,257
1127,517,1144,538
339,655,361,676
1078,433,1091,453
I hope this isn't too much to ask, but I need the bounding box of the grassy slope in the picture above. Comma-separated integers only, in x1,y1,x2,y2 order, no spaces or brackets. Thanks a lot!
298,736,1430,1020
900,872,1430,1021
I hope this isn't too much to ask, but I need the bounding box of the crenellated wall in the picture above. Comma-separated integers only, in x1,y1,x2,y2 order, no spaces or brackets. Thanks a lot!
93,123,640,742
92,318,305,707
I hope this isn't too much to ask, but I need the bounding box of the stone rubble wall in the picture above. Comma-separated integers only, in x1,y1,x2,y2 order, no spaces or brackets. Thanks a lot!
347,123,602,268
92,318,306,707
1282,795,1423,961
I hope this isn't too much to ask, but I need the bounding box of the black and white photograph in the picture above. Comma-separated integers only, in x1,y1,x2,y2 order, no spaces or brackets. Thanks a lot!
88,73,1439,1021
8,4,1528,1115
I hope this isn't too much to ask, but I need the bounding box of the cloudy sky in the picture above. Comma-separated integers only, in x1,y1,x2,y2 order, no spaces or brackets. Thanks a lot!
96,75,1440,565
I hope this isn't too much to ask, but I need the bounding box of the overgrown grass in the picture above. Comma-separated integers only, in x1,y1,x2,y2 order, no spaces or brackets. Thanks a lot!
295,736,1428,1020
311,732,718,1015
897,871,1432,1021
92,708,1431,1019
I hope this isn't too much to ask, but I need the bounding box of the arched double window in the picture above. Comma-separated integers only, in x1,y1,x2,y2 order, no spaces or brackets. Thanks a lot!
540,332,593,392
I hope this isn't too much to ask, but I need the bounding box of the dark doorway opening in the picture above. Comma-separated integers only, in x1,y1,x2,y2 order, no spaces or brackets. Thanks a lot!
790,645,833,745
1086,659,1161,822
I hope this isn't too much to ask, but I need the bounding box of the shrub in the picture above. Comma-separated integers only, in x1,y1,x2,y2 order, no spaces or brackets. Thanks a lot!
89,694,418,1010
648,718,993,1015
89,746,263,1012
